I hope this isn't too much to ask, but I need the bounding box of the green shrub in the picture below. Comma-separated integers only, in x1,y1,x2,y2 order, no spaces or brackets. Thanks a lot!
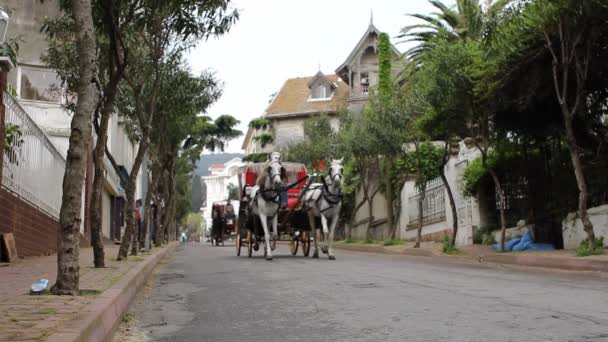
382,239,403,246
482,233,497,246
441,236,460,254
364,238,378,244
473,226,497,245
576,237,605,257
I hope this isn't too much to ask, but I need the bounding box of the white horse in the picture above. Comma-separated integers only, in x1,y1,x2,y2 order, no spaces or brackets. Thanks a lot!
303,159,343,260
249,153,285,260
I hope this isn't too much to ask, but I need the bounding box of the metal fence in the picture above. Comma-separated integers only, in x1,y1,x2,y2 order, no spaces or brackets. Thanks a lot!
2,91,65,219
408,177,446,227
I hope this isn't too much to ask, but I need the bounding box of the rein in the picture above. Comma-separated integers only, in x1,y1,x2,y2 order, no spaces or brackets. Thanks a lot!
318,175,342,212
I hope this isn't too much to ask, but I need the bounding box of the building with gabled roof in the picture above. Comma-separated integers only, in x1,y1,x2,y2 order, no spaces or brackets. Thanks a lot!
243,19,402,154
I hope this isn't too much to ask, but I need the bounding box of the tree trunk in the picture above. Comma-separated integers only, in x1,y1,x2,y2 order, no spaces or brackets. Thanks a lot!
141,172,157,249
154,180,165,246
89,108,112,268
52,0,97,296
414,188,425,248
441,169,458,248
117,137,148,260
440,142,459,248
488,168,507,252
348,198,367,240
564,118,595,242
385,158,395,239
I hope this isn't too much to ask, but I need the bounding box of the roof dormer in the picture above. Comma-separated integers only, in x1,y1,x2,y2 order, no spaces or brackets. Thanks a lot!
307,71,336,101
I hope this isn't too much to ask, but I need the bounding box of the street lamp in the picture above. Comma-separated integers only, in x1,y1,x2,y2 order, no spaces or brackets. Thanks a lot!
0,8,9,45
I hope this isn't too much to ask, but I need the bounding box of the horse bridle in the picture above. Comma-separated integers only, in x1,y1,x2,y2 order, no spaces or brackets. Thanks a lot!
259,162,283,203
319,166,343,209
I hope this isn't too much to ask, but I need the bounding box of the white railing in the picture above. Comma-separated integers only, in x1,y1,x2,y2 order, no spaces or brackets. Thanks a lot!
2,91,65,219
408,177,446,227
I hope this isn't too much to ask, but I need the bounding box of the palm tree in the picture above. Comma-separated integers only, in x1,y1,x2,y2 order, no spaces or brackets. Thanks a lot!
399,0,510,64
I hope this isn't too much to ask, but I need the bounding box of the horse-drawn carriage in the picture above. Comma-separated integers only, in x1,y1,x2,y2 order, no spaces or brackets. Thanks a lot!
234,161,314,258
234,154,344,260
211,200,236,246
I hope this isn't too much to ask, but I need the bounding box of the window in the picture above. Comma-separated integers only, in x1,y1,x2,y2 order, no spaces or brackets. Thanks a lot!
310,84,333,101
19,65,63,103
312,84,327,99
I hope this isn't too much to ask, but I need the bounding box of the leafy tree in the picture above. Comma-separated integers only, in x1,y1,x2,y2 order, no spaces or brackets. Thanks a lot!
115,0,239,260
398,0,510,66
338,112,382,239
282,114,340,168
397,143,444,247
404,35,472,247
146,64,241,248
522,0,608,243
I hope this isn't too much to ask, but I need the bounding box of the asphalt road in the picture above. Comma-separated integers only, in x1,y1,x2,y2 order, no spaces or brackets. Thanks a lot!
125,243,608,342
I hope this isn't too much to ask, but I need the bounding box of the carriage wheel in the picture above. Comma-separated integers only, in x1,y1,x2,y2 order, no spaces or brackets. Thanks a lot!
247,231,253,258
301,231,311,257
289,236,299,255
236,233,242,256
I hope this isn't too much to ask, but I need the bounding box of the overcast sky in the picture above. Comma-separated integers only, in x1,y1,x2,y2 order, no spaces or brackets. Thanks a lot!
186,0,441,153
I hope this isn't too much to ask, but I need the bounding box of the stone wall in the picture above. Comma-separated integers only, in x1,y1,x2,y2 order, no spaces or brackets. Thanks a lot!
562,204,608,249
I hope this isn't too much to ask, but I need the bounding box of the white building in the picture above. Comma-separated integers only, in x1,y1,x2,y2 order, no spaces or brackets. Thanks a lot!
201,158,244,229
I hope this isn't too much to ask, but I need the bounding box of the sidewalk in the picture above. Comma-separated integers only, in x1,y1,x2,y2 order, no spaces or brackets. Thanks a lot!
0,243,174,341
334,241,608,273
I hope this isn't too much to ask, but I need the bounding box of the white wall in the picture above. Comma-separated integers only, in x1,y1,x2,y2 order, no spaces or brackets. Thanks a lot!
102,191,112,239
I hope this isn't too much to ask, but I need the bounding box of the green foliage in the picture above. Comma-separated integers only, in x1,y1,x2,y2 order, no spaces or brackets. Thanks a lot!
182,212,205,237
396,142,443,190
576,237,605,257
473,226,497,245
282,114,340,168
252,132,273,148
462,155,492,196
4,124,23,157
382,239,403,246
377,32,393,101
0,37,20,66
249,118,271,130
227,183,239,201
242,153,269,163
442,235,461,254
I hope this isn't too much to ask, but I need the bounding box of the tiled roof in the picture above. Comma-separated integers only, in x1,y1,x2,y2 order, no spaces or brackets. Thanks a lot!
209,163,224,170
265,75,349,118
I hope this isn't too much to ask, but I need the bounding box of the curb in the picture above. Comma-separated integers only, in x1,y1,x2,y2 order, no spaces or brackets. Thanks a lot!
334,244,608,273
46,242,177,342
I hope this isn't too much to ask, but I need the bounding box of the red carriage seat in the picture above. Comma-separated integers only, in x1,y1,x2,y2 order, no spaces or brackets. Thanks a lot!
286,167,308,209
245,168,256,187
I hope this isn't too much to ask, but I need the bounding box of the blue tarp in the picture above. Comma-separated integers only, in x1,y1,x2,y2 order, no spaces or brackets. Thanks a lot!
492,230,555,252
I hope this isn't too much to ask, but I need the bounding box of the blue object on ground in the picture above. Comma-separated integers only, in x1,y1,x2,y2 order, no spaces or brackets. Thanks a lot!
31,279,49,293
492,230,556,252
492,237,521,251
512,230,534,251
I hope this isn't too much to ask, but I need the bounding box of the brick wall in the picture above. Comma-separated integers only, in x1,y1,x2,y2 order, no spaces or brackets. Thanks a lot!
0,188,59,257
